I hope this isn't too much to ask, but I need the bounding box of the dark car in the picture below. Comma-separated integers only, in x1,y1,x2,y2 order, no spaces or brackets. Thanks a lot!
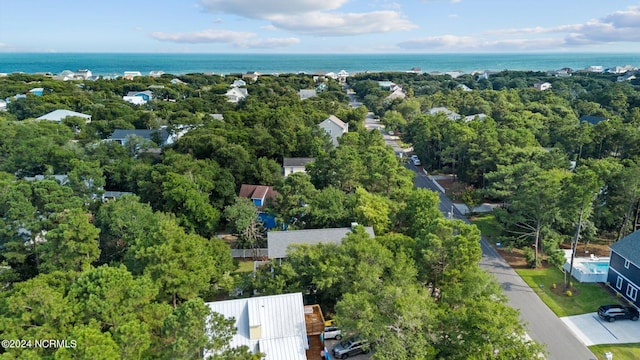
597,304,640,322
332,338,369,359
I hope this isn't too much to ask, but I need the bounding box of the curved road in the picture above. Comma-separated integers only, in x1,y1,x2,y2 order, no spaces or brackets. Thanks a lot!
411,165,596,360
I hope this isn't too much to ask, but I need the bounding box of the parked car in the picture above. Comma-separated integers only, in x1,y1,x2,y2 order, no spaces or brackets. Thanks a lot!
597,304,640,322
332,338,369,359
324,326,342,340
412,158,421,166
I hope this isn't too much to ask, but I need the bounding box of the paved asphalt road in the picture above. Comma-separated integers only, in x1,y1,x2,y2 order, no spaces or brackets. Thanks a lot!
411,165,597,360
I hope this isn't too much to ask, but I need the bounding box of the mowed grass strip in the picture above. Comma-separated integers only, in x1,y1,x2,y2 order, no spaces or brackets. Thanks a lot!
589,343,640,360
516,267,615,317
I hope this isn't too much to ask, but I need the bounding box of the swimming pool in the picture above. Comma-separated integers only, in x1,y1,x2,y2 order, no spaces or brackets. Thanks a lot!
563,258,610,283
581,261,609,274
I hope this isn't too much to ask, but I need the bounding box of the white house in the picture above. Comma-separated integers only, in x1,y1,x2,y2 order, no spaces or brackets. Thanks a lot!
428,107,461,120
36,109,92,123
231,79,247,88
0,99,6,111
283,157,315,177
226,87,248,103
149,70,165,77
533,82,552,91
298,89,317,100
75,69,92,79
123,90,153,105
617,73,637,82
205,293,308,360
319,115,348,147
123,71,142,80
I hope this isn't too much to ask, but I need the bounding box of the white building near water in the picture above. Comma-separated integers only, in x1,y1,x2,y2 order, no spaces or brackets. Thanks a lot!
205,293,308,360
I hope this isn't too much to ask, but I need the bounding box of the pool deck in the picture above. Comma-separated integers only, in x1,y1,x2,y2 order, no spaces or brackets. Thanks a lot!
562,253,610,283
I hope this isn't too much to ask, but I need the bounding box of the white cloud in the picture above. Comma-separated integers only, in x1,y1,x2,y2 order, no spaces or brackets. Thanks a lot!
198,0,416,37
485,6,640,45
151,29,299,49
152,29,255,44
269,11,416,36
199,0,347,18
448,14,459,19
398,35,565,51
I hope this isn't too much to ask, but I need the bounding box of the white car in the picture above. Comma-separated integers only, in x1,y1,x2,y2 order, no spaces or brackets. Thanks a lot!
324,326,342,340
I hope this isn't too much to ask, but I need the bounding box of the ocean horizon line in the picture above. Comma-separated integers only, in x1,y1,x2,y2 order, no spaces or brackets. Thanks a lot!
2,52,639,77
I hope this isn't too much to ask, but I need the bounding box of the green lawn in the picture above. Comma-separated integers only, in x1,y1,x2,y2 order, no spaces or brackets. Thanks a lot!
515,267,615,317
235,260,255,273
589,343,640,360
470,214,501,242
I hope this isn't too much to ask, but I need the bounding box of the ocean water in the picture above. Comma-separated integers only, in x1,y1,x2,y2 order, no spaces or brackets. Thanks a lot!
1,53,639,76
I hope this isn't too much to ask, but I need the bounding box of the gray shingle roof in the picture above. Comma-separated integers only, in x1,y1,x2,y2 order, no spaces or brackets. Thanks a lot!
610,230,640,265
110,129,169,144
282,158,315,167
267,226,375,259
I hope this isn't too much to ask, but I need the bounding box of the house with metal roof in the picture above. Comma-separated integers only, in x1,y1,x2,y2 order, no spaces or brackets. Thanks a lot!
36,109,92,123
607,230,640,309
267,225,375,259
579,115,608,125
205,292,308,360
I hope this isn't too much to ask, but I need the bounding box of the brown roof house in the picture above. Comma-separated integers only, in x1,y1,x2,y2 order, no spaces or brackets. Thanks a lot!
239,184,279,209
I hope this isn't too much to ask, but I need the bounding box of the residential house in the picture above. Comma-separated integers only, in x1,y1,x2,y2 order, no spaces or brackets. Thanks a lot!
109,129,170,146
23,174,69,185
170,78,185,85
385,88,406,102
53,70,76,81
427,107,461,120
205,293,308,360
122,96,146,105
101,191,133,202
533,82,552,91
283,157,315,177
617,73,637,82
239,184,279,209
210,113,224,121
75,69,92,79
463,113,487,122
0,99,6,111
123,71,142,80
457,84,472,92
378,81,396,90
36,109,92,123
231,79,247,87
238,184,279,229
226,87,248,103
586,65,604,73
298,89,317,100
123,90,153,105
242,72,260,82
29,88,44,96
408,67,422,74
149,70,165,77
267,225,376,260
607,230,640,309
319,115,348,147
579,115,608,125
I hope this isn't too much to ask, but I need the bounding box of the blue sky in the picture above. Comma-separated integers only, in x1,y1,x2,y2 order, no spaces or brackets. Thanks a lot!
1,0,639,53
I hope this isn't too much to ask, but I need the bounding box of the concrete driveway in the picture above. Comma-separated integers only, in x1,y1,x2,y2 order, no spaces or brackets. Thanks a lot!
561,313,640,345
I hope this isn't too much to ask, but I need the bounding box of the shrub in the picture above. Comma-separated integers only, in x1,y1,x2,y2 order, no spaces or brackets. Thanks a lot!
566,290,573,297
